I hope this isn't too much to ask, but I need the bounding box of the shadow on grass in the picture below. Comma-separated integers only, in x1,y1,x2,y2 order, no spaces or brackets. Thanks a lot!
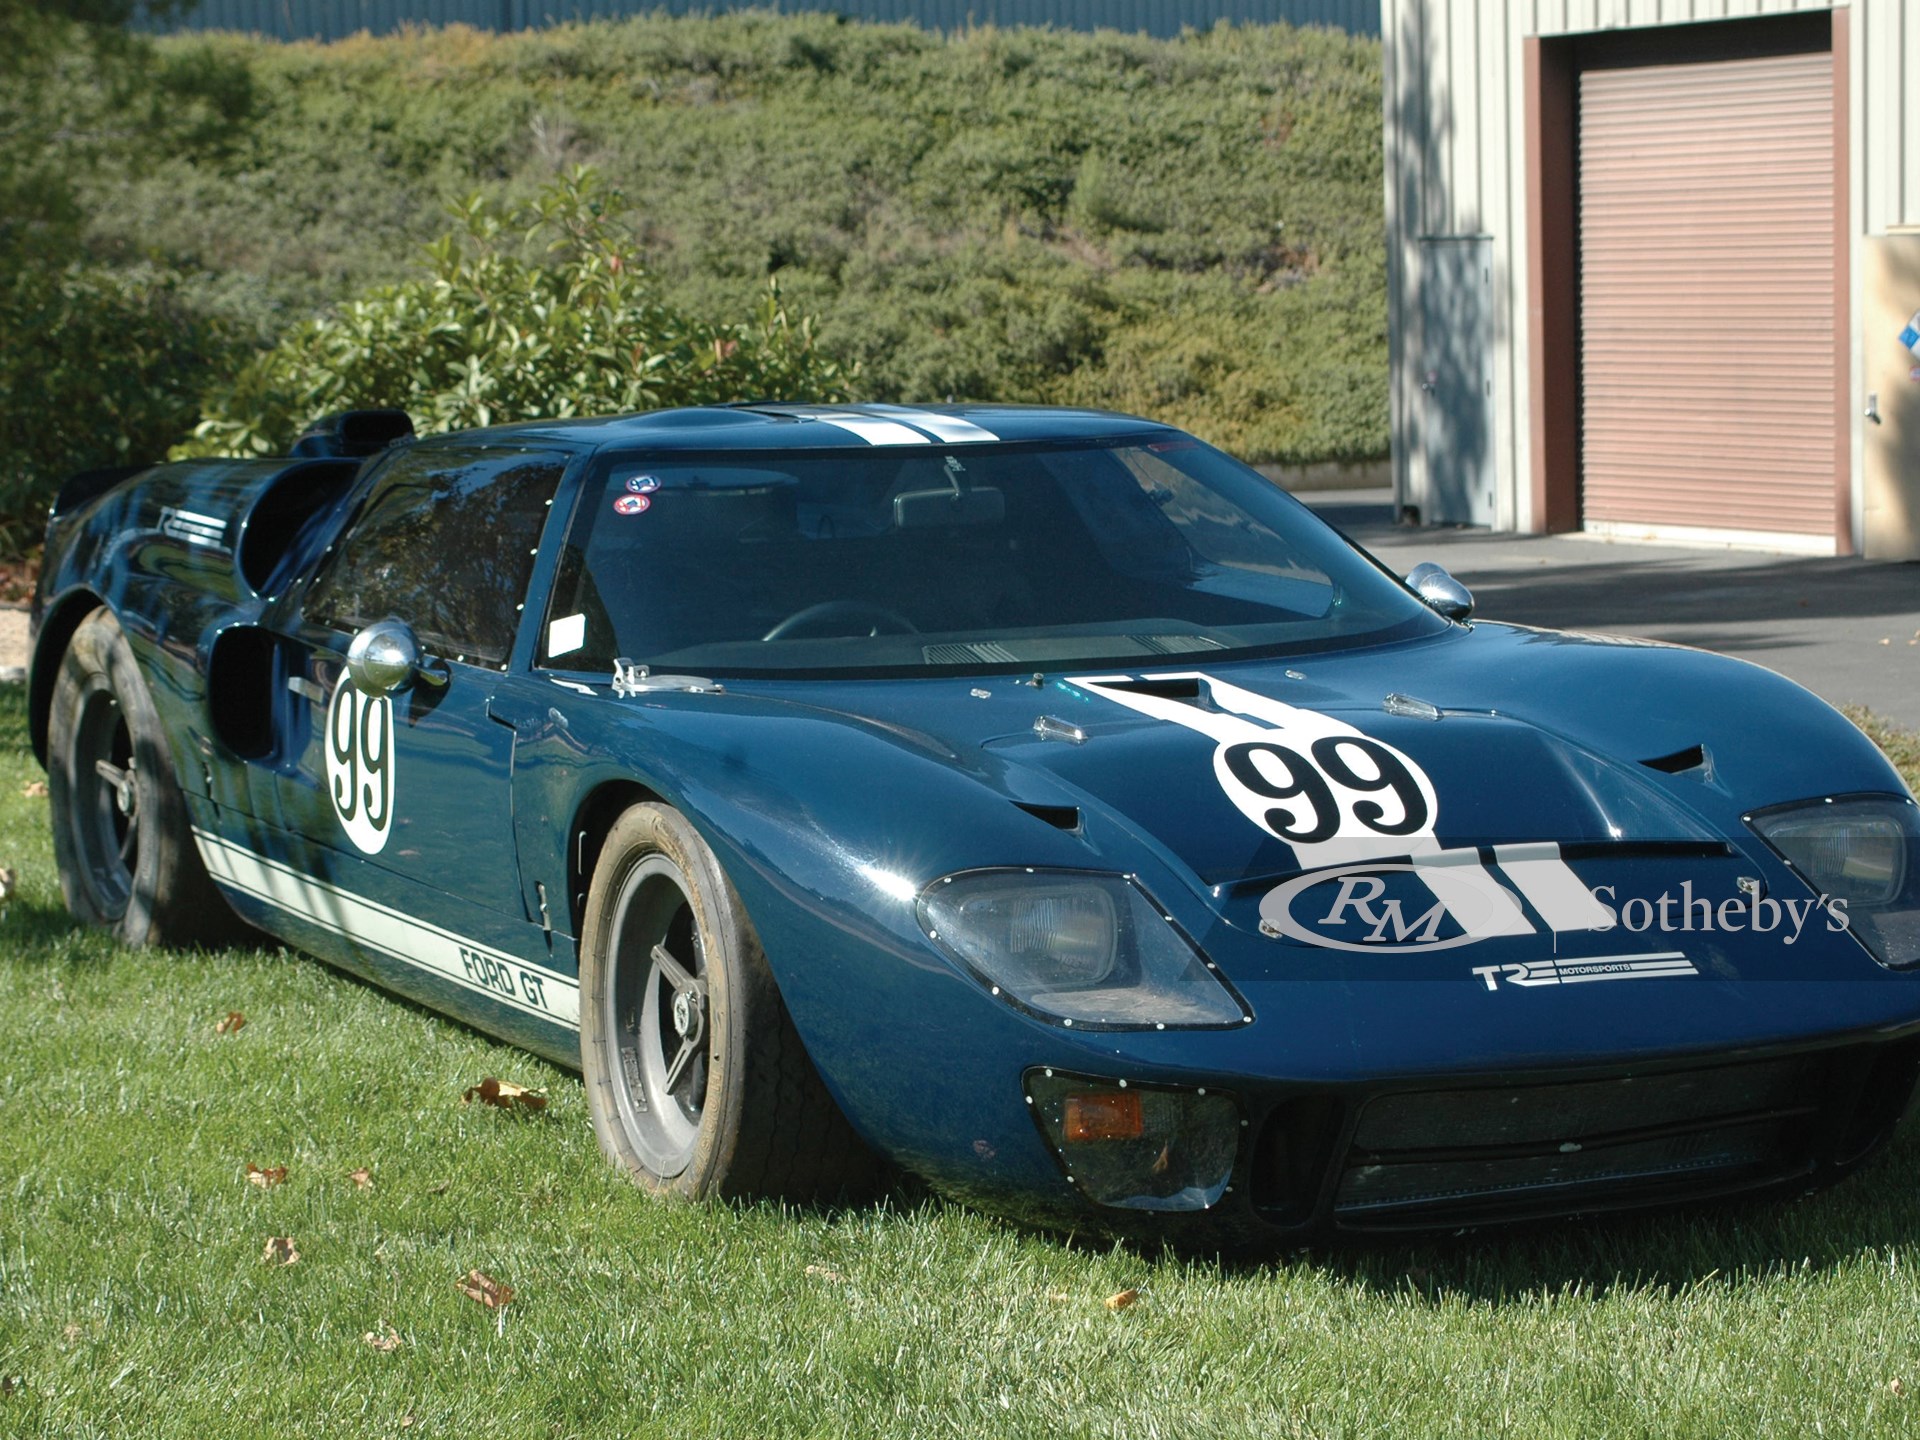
1171,1129,1920,1304
0,893,85,951
1009,1120,1920,1302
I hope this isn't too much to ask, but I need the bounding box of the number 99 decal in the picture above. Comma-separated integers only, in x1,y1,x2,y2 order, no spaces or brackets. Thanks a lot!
325,682,396,855
1071,671,1443,867
1217,734,1432,845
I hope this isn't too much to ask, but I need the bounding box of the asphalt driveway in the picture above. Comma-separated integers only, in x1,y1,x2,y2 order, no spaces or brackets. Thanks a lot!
1310,490,1920,732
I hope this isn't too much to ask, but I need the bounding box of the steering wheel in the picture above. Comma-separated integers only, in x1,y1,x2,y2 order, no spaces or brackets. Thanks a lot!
761,600,920,642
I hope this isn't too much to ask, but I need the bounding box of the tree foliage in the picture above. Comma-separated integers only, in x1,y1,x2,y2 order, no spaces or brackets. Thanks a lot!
106,15,1385,465
177,170,854,458
1,13,1390,564
0,265,240,556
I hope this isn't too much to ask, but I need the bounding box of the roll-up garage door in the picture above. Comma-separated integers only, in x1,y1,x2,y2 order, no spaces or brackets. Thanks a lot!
1578,51,1835,538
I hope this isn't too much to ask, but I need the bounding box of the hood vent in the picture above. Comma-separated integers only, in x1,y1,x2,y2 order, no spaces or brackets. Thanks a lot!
1013,801,1082,832
1094,674,1206,701
1641,743,1709,776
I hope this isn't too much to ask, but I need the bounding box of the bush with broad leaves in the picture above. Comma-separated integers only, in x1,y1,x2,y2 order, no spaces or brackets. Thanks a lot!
176,168,854,459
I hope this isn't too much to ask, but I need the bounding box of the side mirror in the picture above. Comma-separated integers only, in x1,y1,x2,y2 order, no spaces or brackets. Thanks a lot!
1405,561,1474,622
346,618,449,695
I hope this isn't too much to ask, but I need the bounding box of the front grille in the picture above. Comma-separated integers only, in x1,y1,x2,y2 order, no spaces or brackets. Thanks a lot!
1327,1053,1831,1229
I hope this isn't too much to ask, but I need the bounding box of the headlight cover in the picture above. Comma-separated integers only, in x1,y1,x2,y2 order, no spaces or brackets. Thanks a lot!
1748,795,1920,968
916,869,1251,1029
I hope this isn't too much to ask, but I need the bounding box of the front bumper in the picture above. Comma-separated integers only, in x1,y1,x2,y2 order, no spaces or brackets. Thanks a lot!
1002,1028,1920,1247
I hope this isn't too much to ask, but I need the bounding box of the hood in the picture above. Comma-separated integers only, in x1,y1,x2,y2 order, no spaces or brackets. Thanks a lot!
725,623,1906,945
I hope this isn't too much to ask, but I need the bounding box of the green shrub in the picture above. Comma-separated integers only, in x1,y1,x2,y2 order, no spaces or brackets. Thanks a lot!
178,170,853,458
109,16,1385,461
0,264,241,556
7,12,1389,561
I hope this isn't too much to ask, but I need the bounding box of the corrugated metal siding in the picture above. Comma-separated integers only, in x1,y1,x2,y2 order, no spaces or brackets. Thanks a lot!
1577,51,1836,534
1859,0,1920,233
148,0,1383,42
1528,0,1836,36
1383,0,1530,532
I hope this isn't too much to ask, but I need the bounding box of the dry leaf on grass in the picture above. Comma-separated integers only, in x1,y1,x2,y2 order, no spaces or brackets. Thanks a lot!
1104,1288,1139,1311
461,1076,548,1113
804,1264,844,1282
348,1167,373,1190
363,1325,402,1353
20,781,47,799
0,1376,19,1398
427,1179,451,1195
215,1011,246,1035
261,1236,300,1267
1893,1378,1908,1398
399,1417,416,1430
246,1163,287,1190
456,1269,513,1309
61,1324,81,1343
0,868,16,903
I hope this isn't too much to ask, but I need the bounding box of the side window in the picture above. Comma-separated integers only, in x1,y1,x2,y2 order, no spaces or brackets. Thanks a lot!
305,446,566,667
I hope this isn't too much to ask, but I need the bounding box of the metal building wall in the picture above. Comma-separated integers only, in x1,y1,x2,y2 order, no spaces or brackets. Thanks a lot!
1385,0,1920,543
153,0,1383,42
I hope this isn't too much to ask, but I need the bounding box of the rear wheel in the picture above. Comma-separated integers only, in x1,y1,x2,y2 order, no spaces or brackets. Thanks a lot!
579,802,877,1201
47,608,244,947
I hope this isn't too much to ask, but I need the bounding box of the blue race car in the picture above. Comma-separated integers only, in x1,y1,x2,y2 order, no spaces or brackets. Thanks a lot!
28,403,1920,1244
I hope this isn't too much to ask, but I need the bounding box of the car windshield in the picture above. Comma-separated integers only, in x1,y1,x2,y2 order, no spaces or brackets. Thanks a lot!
538,437,1442,678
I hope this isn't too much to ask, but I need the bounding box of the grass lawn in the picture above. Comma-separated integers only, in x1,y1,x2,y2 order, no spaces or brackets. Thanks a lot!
2,682,1919,1438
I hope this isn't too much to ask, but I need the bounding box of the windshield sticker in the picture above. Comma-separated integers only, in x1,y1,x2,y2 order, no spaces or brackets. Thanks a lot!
626,475,661,494
547,613,586,658
326,682,395,856
613,494,651,516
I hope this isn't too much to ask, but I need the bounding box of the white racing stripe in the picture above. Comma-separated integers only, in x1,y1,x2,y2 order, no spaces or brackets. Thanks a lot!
865,405,1001,443
1492,842,1618,931
194,829,580,1028
793,410,930,446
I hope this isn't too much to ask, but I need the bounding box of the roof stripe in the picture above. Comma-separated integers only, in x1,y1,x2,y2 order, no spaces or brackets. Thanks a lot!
791,410,929,446
866,405,1001,443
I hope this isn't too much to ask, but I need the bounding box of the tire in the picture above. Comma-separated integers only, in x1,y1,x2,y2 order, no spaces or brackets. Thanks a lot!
47,608,246,948
579,802,878,1202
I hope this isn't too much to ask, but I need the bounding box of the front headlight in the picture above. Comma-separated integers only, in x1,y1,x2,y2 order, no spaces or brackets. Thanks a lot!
1749,795,1920,968
916,869,1251,1029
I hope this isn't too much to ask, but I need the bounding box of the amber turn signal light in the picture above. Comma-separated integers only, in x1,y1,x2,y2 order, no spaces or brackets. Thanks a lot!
1063,1091,1145,1143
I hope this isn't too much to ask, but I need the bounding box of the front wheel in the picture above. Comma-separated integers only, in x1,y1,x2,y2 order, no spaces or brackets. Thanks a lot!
47,608,246,947
578,802,877,1201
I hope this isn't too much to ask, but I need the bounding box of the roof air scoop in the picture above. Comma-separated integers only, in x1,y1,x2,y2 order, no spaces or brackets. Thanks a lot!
291,409,415,459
